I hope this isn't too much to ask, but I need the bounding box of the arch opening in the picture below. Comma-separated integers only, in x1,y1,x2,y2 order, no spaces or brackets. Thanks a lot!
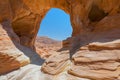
35,8,73,58
38,8,72,41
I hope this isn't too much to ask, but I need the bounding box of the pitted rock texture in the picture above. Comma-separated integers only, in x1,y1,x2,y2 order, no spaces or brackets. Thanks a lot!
0,0,120,80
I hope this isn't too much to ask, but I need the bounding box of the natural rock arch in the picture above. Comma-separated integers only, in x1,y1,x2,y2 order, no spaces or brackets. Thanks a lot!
1,0,120,79
1,0,120,50
11,0,73,49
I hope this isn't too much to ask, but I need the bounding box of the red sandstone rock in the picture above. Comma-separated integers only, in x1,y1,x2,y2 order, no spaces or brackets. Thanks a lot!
35,37,62,59
0,0,120,80
0,20,30,75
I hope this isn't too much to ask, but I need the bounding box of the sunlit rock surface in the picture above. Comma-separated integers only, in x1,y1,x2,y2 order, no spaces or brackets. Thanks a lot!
0,64,90,80
0,21,29,75
0,0,120,80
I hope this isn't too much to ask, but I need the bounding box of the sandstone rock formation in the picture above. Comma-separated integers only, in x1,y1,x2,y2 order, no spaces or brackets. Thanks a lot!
0,20,44,75
35,37,62,59
0,64,90,80
0,0,120,80
0,20,29,75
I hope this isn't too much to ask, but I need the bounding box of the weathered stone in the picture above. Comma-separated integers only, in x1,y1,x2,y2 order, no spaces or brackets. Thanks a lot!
41,51,70,75
68,13,120,80
0,64,90,80
0,0,120,80
0,20,30,75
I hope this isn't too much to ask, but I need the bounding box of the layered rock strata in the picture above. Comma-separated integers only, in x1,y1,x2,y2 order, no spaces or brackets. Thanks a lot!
0,20,29,75
0,0,120,80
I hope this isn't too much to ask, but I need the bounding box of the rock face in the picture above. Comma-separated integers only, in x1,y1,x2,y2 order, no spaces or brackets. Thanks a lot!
0,20,44,75
0,20,30,75
0,0,120,80
0,64,90,80
35,37,62,59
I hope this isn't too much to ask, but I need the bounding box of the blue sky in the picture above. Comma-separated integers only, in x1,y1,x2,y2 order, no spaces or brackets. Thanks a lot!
38,8,72,41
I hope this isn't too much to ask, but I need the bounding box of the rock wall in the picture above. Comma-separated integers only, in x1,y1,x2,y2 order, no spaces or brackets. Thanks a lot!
0,0,120,80
0,20,29,74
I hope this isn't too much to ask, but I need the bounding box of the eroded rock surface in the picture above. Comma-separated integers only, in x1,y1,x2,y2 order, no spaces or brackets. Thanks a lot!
0,64,90,80
35,37,62,59
0,20,44,75
0,21,29,75
0,0,120,80
68,14,120,80
41,51,70,75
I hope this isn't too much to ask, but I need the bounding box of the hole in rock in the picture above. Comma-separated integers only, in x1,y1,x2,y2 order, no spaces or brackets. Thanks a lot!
35,8,72,59
88,5,108,22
